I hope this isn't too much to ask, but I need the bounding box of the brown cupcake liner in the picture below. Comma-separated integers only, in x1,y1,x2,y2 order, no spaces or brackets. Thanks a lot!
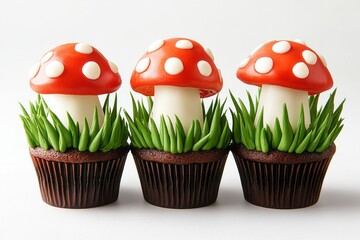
231,144,336,209
132,148,229,209
30,147,129,208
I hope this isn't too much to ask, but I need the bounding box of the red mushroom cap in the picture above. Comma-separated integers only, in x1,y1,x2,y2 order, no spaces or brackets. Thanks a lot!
28,43,121,95
236,40,333,95
130,38,222,98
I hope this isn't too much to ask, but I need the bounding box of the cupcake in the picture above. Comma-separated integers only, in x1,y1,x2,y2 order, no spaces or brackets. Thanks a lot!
126,38,231,208
20,43,129,208
231,40,344,209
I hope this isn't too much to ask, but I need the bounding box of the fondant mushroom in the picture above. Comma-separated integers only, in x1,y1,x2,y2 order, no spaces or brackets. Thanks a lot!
28,43,121,130
236,40,333,131
131,38,222,131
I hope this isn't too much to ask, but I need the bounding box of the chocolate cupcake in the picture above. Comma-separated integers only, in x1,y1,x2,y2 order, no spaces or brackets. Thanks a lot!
132,148,228,208
231,40,344,209
30,147,128,208
127,38,231,208
20,43,129,208
231,143,335,208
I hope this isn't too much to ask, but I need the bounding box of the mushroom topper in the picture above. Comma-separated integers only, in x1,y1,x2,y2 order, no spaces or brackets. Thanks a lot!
28,43,121,129
131,37,223,131
236,40,333,130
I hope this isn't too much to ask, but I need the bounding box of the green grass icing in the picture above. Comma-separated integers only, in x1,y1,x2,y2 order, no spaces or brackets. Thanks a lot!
20,94,129,153
230,89,344,154
125,95,232,153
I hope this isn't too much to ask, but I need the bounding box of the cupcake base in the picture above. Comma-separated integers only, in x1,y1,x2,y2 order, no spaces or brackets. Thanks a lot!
131,148,229,209
231,144,336,209
29,147,129,208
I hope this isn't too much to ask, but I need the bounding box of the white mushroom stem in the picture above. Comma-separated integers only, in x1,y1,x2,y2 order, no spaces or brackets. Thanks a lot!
152,86,203,132
45,94,104,131
255,85,310,132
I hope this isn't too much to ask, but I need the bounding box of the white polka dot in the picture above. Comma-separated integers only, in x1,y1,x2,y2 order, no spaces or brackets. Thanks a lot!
28,62,40,79
148,39,164,53
239,58,250,68
294,39,307,45
82,61,101,80
254,57,273,74
302,50,317,65
197,60,212,77
204,47,215,61
135,57,150,73
272,41,291,54
40,51,53,63
164,57,184,75
75,43,93,54
292,62,309,79
108,61,118,73
46,61,64,78
175,40,193,49
319,54,327,67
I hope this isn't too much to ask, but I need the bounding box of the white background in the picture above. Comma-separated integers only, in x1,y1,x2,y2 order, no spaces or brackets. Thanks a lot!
1,0,359,239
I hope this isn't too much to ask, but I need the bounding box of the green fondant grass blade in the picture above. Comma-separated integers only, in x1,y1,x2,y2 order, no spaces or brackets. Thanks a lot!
176,126,184,153
201,117,209,138
260,128,269,153
42,116,59,151
247,91,256,120
67,113,79,149
307,127,326,152
111,94,118,123
103,94,110,114
175,116,186,141
231,110,241,145
100,108,112,147
150,118,162,149
49,111,72,148
271,118,282,148
216,121,229,149
295,130,312,154
316,126,338,153
89,127,102,152
184,121,195,153
19,103,30,118
89,107,100,142
19,116,37,147
255,109,264,151
129,118,147,147
288,106,305,153
78,119,90,151
160,116,170,152
167,117,177,153
58,127,67,152
192,133,210,151
265,125,272,145
194,120,202,143
278,105,294,152
135,118,154,148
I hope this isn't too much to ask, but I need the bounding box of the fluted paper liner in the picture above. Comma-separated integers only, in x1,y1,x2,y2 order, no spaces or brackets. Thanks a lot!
231,144,336,209
29,147,129,208
132,148,229,209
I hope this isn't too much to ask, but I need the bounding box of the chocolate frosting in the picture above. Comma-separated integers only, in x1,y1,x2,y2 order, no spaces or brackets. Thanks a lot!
29,146,130,163
231,143,335,164
131,148,229,164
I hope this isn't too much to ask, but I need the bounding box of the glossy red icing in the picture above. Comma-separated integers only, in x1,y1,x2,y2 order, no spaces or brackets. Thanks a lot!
131,38,222,98
236,40,333,95
30,43,121,95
